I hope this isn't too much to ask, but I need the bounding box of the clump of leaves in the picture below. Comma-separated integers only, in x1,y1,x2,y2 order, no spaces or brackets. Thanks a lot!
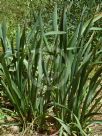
0,3,102,136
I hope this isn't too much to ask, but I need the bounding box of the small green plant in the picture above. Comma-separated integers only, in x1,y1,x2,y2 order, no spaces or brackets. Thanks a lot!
0,3,102,135
0,111,5,120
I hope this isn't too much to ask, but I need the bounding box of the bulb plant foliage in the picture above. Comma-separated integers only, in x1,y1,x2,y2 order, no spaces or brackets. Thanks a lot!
0,3,102,136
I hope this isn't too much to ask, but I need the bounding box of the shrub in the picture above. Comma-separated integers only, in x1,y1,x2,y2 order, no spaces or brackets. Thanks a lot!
0,4,102,135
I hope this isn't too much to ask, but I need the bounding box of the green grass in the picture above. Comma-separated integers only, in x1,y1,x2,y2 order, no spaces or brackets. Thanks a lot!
0,2,102,136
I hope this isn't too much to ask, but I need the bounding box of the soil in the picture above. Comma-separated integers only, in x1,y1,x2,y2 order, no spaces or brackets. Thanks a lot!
0,117,102,136
0,99,102,136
